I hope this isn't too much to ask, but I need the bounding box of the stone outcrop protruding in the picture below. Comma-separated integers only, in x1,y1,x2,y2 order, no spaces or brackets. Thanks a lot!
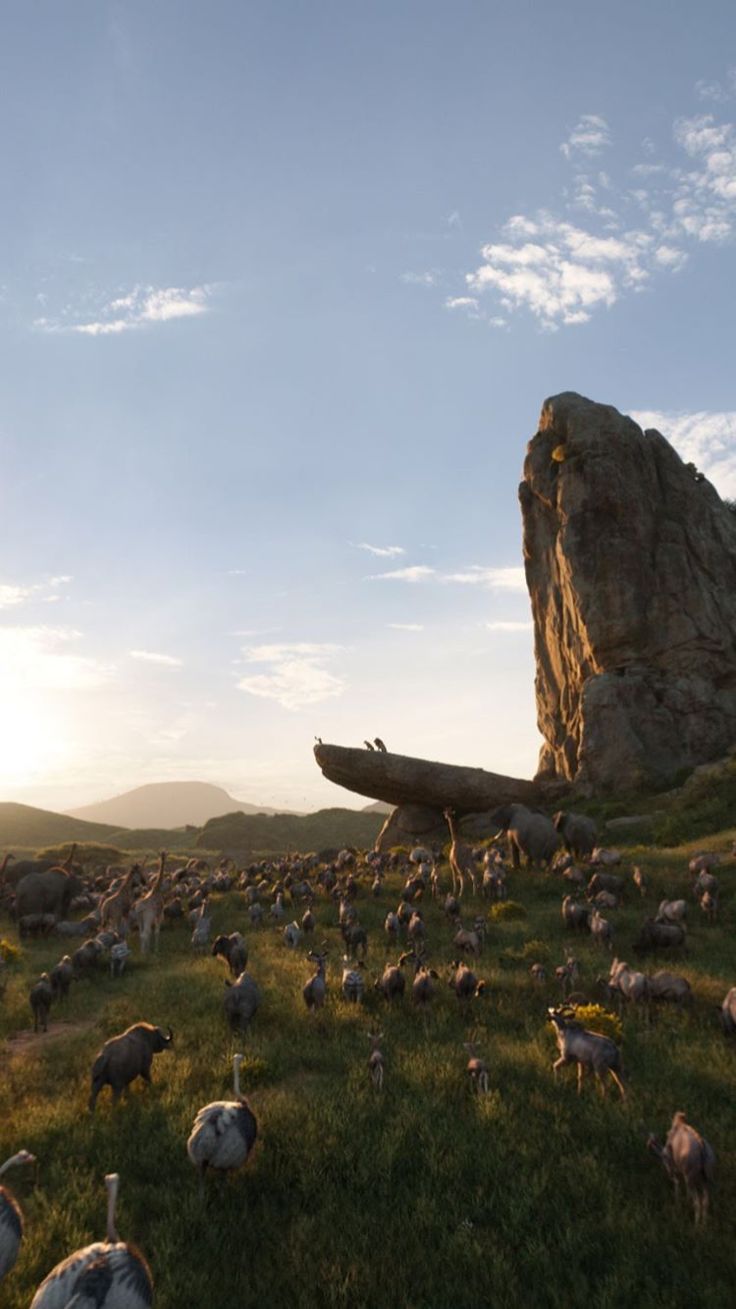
521,392,736,793
313,744,541,814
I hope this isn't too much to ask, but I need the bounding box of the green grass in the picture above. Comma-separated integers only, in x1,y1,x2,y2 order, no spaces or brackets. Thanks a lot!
1,835,735,1308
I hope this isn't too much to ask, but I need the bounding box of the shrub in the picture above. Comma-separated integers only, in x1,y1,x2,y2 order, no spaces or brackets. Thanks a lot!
571,1003,623,1043
0,938,21,963
489,901,526,921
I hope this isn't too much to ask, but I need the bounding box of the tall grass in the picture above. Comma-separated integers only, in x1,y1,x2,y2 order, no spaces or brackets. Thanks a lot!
1,838,735,1308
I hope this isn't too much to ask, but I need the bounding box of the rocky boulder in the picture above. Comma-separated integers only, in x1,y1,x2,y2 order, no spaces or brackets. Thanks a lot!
520,392,736,793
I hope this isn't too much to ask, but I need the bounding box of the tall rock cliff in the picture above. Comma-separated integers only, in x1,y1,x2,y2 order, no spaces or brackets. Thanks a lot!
520,392,736,793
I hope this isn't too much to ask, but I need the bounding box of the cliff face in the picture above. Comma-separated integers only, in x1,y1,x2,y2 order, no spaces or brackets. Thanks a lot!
520,392,736,793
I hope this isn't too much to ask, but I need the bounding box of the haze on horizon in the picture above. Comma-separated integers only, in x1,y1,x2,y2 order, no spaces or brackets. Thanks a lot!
2,2,736,816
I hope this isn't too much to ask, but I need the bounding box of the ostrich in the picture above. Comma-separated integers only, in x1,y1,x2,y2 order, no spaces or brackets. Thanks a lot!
0,1150,35,1283
30,1172,153,1308
187,1053,258,1192
443,809,477,898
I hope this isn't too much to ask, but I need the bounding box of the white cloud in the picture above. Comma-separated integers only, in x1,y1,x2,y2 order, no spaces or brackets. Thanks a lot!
695,71,736,104
561,114,612,160
632,409,736,498
369,565,436,583
0,626,112,690
442,566,527,590
129,650,183,668
37,284,213,336
485,620,533,632
0,575,73,609
237,642,345,710
388,623,424,631
453,106,736,329
354,543,405,557
401,271,438,286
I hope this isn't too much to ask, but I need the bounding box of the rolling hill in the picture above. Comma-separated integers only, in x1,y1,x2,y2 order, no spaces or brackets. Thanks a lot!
196,807,384,853
0,803,121,849
66,781,299,829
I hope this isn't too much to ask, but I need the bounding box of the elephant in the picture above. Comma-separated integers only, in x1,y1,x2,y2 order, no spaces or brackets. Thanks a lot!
14,868,84,922
552,811,598,858
490,803,561,869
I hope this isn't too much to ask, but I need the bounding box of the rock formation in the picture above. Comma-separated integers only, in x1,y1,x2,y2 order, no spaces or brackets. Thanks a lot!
521,392,736,792
313,744,540,813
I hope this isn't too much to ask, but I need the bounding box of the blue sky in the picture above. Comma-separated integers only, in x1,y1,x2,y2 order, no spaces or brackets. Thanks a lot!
2,1,736,812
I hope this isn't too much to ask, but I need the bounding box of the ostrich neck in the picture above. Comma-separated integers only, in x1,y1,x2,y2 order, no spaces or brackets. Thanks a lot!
233,1060,243,1100
105,1179,120,1243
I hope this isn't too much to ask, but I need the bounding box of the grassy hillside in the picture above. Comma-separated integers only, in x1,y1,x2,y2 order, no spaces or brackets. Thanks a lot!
0,803,122,849
196,806,384,853
1,830,735,1307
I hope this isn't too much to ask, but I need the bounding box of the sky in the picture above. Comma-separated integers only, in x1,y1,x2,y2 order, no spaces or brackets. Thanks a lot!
2,1,736,814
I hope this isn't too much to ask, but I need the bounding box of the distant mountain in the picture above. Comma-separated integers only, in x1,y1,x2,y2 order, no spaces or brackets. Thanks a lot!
0,803,120,849
196,807,383,854
67,781,297,830
362,801,393,814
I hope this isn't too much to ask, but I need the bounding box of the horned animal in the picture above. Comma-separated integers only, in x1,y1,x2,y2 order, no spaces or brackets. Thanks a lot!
547,1007,625,1099
303,947,328,1011
212,932,248,977
647,1112,716,1225
88,1022,173,1111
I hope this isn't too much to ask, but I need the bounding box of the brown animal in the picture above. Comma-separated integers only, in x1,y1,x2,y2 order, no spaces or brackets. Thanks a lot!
444,809,477,898
88,1021,173,1111
648,1111,715,1224
131,851,167,954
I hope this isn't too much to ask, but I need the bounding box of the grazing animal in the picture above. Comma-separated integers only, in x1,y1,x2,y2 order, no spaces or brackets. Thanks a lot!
0,1150,35,1283
283,921,303,950
363,740,375,750
132,851,167,954
561,896,590,931
448,960,486,1003
590,908,613,951
187,1053,258,1190
720,986,736,1034
303,947,328,1011
223,972,262,1033
399,951,439,1005
190,900,212,951
587,872,624,898
656,899,687,925
491,803,560,869
647,1112,716,1225
341,959,365,1003
463,1042,489,1094
604,958,649,1014
109,942,131,978
374,738,387,752
88,1022,173,1112
634,919,686,954
590,848,622,867
552,811,597,858
367,1033,385,1089
648,971,692,1007
49,956,74,1001
30,1172,153,1308
699,889,719,923
72,938,104,978
555,957,579,996
547,1007,625,1099
632,866,647,898
453,919,486,958
212,933,248,977
375,961,405,1004
444,808,477,898
30,974,53,1033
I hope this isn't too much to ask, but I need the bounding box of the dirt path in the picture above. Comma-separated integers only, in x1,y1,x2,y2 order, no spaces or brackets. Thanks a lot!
3,1017,95,1059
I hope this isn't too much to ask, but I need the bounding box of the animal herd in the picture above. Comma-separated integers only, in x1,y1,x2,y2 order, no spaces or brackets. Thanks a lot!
1,805,734,1300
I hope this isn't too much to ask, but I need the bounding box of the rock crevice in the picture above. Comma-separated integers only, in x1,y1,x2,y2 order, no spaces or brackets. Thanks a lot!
521,392,736,792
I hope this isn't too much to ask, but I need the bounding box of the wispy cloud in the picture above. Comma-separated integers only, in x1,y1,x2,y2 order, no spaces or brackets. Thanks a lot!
353,542,405,558
485,620,533,632
129,650,184,668
369,564,526,590
0,626,112,690
695,70,736,104
632,409,736,498
0,575,73,609
36,284,213,336
401,271,438,287
388,622,424,631
442,566,527,591
236,642,346,710
560,114,612,160
369,565,436,583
